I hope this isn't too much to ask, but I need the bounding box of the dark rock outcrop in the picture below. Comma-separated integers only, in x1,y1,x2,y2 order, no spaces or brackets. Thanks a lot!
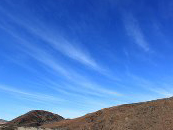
5,110,64,128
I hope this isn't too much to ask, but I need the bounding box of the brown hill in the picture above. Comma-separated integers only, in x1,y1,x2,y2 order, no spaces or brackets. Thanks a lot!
5,110,64,127
42,97,173,130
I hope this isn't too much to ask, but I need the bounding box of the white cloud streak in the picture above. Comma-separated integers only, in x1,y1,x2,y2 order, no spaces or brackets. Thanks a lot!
0,6,105,73
0,83,123,118
122,12,150,52
127,73,173,97
0,6,123,107
22,43,121,97
0,20,122,98
28,25,101,71
0,85,65,103
0,5,118,81
78,82,122,96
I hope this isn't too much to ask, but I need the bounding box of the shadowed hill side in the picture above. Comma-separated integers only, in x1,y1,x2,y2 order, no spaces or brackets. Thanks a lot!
42,97,173,130
5,110,64,128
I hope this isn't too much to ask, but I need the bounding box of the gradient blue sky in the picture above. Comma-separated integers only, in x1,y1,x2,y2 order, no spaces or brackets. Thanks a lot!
1,0,173,120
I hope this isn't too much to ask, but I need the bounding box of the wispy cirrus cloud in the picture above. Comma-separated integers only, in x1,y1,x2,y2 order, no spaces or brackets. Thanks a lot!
0,84,65,103
122,12,150,52
0,27,121,98
21,41,121,97
0,5,106,74
0,4,123,114
77,82,122,96
0,15,122,98
0,83,124,119
27,25,101,71
126,73,173,98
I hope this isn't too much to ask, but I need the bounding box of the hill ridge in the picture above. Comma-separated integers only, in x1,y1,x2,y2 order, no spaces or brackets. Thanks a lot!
42,97,173,130
5,110,64,128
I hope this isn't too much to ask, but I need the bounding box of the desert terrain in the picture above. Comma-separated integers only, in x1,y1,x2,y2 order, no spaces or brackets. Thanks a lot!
2,97,173,130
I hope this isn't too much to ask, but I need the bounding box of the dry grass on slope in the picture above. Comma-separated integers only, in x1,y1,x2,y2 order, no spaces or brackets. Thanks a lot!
42,97,173,130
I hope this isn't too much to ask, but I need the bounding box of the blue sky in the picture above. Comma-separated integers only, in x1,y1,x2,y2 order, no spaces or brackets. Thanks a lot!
1,0,173,120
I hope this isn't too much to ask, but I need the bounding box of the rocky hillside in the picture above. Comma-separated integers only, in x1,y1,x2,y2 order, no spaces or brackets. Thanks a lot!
0,119,7,124
42,97,173,130
5,110,64,128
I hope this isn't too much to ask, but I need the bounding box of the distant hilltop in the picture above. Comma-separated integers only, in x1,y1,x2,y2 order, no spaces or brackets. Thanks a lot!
1,110,64,130
2,97,173,130
0,119,7,124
